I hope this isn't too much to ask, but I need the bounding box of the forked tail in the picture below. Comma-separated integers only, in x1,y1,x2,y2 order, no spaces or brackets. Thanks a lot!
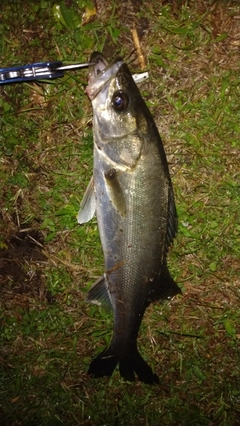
88,346,159,384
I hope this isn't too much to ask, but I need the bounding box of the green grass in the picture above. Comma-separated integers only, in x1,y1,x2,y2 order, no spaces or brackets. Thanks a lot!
0,1,240,425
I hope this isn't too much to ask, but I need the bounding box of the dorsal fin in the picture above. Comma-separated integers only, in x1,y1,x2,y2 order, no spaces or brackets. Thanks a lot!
149,264,181,303
166,185,178,248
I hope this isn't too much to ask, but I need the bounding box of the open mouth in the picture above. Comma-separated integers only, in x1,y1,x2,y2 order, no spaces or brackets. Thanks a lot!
88,52,109,82
86,52,123,101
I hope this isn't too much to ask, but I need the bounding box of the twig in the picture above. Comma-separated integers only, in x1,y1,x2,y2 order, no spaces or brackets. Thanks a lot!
131,23,146,70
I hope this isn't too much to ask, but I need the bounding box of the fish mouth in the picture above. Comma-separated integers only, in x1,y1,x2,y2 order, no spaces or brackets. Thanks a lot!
88,52,109,85
86,52,123,101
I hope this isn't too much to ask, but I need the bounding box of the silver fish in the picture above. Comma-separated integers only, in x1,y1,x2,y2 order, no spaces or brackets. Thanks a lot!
78,52,181,384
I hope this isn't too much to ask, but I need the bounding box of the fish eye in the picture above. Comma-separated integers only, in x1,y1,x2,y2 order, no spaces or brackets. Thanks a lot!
112,91,129,112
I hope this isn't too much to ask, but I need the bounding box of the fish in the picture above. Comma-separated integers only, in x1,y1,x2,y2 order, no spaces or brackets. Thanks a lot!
78,51,181,384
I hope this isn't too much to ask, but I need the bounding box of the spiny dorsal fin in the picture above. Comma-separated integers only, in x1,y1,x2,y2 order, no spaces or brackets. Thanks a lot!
166,185,178,248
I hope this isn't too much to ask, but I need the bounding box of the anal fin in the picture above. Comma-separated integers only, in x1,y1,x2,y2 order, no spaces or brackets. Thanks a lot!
86,275,112,310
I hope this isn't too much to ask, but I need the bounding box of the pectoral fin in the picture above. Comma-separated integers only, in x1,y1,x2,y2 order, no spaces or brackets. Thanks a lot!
105,168,126,216
78,176,96,224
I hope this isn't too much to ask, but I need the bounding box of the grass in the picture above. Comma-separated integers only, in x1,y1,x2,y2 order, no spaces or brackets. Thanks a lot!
0,0,240,425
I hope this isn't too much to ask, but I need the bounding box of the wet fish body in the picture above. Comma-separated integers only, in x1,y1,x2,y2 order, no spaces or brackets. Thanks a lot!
78,52,181,384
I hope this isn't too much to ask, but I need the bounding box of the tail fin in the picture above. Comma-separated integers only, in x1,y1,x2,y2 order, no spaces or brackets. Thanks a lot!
88,347,119,378
119,350,159,384
88,346,159,384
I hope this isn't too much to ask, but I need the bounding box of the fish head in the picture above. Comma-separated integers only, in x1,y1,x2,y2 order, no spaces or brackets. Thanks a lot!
86,52,150,167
